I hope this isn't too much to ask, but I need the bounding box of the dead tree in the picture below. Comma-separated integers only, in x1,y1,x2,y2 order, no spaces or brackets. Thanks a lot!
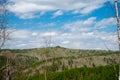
43,36,52,80
0,0,9,49
114,0,120,51
0,0,11,80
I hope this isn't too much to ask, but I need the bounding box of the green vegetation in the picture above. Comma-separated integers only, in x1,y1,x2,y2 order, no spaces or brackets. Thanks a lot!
0,47,119,80
1,47,119,56
25,65,119,80
0,56,6,68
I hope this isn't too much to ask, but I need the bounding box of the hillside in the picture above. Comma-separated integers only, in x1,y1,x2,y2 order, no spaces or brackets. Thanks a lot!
0,47,119,80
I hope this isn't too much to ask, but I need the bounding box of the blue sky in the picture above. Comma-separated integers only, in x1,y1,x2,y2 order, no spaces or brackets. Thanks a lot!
4,0,120,50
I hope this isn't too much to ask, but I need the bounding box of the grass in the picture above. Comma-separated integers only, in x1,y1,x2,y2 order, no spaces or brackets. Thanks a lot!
25,65,119,80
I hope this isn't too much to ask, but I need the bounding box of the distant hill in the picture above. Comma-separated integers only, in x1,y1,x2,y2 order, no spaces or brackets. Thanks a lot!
0,47,119,80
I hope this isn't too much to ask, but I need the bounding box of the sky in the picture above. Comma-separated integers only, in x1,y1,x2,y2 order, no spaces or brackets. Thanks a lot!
3,0,120,50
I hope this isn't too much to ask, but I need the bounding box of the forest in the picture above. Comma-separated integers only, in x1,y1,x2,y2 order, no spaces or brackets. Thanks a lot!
0,47,119,80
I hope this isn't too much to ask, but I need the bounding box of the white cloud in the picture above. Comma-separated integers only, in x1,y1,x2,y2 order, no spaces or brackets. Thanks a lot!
63,17,116,33
7,0,109,19
42,32,58,37
61,41,70,44
80,5,101,14
63,17,96,32
95,17,116,29
6,17,118,50
60,17,118,50
31,32,38,36
10,30,31,39
17,13,37,19
17,43,27,47
37,22,56,28
83,17,96,25
52,10,63,18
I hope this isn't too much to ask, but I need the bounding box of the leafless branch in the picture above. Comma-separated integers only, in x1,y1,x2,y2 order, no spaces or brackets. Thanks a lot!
0,0,9,49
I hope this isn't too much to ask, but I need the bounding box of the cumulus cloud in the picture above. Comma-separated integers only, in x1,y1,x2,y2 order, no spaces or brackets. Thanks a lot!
10,30,31,39
6,17,118,50
63,17,96,32
6,30,58,49
63,17,116,33
95,17,116,29
42,32,58,37
7,0,109,19
59,17,118,50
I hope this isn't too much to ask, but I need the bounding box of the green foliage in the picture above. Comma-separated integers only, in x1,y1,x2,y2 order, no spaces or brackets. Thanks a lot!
0,56,6,68
25,74,45,80
47,63,59,72
0,48,119,80
0,49,31,53
27,65,119,80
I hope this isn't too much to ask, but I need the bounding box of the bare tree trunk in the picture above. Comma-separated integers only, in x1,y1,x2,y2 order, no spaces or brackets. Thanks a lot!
44,58,47,80
0,0,11,79
114,0,120,51
0,0,9,49
43,36,52,80
6,57,11,80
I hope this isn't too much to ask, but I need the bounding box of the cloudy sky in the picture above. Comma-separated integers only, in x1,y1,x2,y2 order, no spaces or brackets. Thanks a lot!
4,0,120,50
